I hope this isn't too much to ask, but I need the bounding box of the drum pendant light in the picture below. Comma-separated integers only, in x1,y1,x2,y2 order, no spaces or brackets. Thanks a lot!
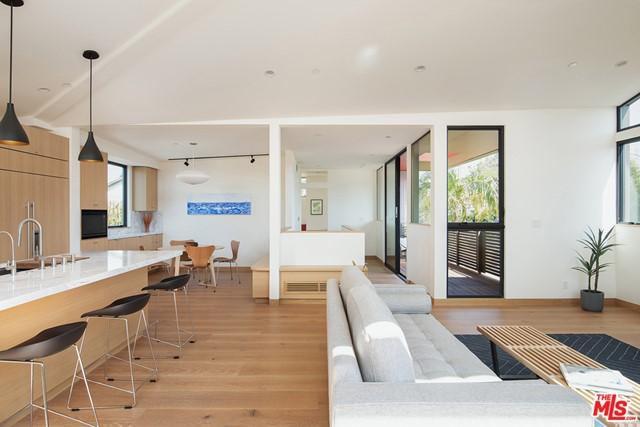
78,50,103,162
0,0,29,146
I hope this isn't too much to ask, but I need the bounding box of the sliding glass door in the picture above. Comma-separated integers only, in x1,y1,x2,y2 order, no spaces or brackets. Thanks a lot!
385,150,407,276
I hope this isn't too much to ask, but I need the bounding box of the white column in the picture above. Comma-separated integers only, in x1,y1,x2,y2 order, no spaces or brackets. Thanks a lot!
268,123,282,301
431,123,448,299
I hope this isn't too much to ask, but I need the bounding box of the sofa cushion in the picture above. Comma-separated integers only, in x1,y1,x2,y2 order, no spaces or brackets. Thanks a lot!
345,285,415,383
375,286,432,314
339,266,373,300
395,313,500,383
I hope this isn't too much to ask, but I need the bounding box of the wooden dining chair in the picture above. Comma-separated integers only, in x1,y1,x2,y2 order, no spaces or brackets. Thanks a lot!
185,245,216,291
213,240,241,284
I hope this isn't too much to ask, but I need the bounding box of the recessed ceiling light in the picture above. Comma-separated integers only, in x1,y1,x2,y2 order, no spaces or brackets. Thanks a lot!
189,142,198,146
385,135,391,139
414,65,426,73
615,60,628,68
62,82,72,88
567,61,578,68
264,70,276,78
37,87,50,93
312,68,320,75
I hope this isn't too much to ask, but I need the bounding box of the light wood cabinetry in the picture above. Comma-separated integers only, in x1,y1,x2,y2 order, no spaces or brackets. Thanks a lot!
107,233,163,251
132,166,158,211
80,151,108,210
80,237,108,252
0,127,70,261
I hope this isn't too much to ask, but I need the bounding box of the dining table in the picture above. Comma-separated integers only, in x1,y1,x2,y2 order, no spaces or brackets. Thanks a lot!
159,244,226,278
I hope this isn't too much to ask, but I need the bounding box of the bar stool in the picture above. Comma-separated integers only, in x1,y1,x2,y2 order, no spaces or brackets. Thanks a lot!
67,294,157,411
137,274,195,359
0,321,99,427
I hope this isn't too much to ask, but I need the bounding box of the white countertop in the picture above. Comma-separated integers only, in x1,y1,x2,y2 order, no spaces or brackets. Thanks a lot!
107,231,162,240
0,250,181,311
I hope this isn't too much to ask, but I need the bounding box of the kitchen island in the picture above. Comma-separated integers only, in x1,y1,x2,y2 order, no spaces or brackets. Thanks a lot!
0,250,181,424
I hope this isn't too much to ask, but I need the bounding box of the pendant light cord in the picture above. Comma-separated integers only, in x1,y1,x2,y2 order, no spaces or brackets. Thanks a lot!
89,58,93,131
9,3,13,103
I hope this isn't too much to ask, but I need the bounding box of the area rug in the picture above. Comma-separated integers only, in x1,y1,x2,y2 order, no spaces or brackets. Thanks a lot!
456,333,640,382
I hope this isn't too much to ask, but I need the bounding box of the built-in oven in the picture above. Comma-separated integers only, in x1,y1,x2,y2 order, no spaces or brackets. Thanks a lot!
81,210,108,239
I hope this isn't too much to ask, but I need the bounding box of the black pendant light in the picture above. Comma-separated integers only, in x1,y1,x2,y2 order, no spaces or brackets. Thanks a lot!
0,0,29,146
78,50,103,162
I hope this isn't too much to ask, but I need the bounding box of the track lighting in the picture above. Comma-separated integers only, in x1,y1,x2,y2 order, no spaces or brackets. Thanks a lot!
250,155,255,164
184,158,189,167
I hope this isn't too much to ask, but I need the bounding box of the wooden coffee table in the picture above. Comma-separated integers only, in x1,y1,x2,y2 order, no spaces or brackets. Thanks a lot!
477,325,640,426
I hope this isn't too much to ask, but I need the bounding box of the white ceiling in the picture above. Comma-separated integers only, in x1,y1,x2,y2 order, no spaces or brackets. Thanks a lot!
283,125,427,169
1,0,639,126
91,124,268,160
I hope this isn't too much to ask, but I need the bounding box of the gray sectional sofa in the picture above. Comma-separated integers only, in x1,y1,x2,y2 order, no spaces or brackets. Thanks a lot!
327,266,593,426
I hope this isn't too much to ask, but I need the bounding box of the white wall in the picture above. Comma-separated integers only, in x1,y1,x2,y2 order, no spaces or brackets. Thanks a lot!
327,169,378,256
158,156,269,266
280,231,365,266
302,188,328,230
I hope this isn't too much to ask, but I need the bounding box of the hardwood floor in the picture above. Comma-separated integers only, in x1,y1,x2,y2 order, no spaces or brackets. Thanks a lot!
12,260,640,426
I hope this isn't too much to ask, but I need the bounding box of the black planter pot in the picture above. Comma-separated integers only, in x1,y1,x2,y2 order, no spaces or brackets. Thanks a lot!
580,289,604,312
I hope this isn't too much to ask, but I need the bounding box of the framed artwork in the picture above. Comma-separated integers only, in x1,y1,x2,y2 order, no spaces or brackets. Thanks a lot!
187,193,252,215
310,199,323,215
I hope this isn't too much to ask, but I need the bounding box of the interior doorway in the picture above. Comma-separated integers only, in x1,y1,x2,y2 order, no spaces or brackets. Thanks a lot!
447,126,504,297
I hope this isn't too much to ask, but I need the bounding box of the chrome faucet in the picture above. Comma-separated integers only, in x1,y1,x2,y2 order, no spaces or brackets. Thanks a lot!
17,218,44,260
0,231,16,275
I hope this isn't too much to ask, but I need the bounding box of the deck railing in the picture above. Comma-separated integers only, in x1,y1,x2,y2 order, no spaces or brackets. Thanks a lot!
447,226,502,279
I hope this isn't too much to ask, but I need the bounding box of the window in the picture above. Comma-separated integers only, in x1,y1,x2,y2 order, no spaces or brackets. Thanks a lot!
410,132,431,224
618,92,640,131
107,162,127,227
617,137,640,224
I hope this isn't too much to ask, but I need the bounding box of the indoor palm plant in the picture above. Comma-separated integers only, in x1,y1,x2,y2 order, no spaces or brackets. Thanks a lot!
572,226,617,312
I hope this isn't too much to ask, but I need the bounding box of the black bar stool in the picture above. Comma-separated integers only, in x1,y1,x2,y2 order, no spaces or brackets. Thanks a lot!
67,294,157,411
137,274,195,359
0,321,99,427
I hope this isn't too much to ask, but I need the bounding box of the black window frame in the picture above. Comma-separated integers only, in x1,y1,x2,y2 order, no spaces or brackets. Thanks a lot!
107,161,128,228
410,131,432,225
616,135,640,224
617,91,640,132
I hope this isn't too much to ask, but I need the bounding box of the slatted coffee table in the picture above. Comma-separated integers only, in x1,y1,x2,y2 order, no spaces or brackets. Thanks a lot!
477,325,640,426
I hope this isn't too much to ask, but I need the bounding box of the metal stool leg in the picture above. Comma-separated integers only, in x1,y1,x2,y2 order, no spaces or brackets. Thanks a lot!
1,351,100,426
68,315,157,411
140,290,195,359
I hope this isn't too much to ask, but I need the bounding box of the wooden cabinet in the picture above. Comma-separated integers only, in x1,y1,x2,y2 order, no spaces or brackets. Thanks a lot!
0,127,70,261
81,237,108,252
80,152,108,210
107,234,163,251
132,167,158,211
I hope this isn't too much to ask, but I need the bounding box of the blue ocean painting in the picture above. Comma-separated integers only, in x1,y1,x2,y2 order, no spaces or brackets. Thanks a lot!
187,201,252,216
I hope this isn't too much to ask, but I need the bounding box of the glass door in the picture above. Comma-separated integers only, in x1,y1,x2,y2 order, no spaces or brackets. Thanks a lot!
385,150,407,276
385,158,397,271
446,126,504,297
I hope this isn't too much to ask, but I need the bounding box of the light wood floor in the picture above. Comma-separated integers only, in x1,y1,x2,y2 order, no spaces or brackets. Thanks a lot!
13,261,640,426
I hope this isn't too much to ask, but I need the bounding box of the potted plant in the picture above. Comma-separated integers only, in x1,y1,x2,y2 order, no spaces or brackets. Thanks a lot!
572,226,617,312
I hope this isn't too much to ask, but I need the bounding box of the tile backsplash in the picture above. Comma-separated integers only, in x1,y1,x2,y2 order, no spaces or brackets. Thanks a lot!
108,211,163,238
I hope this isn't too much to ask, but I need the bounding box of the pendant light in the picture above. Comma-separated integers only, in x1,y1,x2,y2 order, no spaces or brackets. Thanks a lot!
176,143,209,185
78,50,103,162
0,0,29,146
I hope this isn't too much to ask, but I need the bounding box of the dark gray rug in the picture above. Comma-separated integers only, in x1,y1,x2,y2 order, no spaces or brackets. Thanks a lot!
456,334,640,382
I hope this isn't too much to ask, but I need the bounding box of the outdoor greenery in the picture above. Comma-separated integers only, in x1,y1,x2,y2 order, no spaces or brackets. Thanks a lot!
447,154,499,223
417,171,431,224
572,226,617,292
108,201,124,227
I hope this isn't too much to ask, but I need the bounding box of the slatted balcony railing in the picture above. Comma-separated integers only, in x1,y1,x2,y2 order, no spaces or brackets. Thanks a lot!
447,227,502,279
